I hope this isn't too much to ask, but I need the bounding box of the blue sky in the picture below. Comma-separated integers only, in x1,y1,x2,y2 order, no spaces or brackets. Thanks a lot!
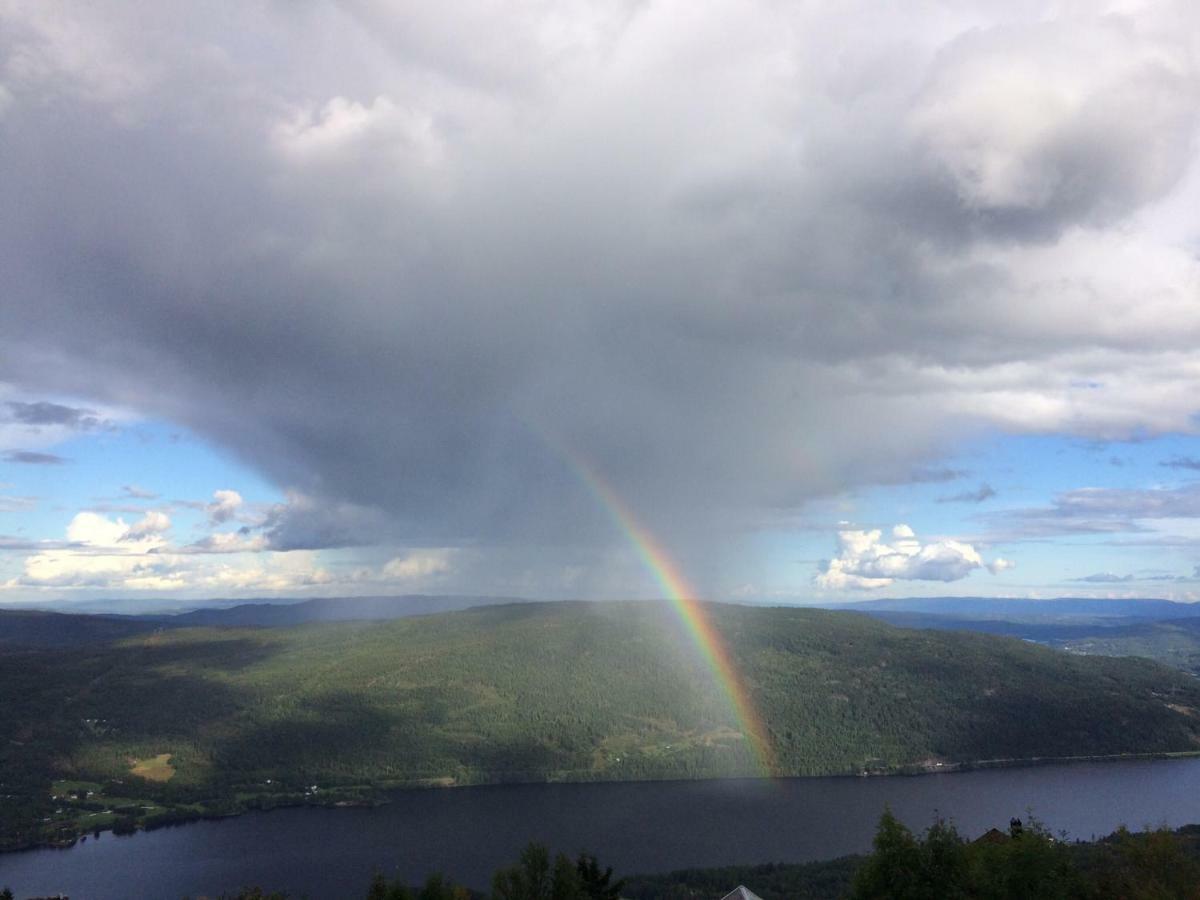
778,433,1200,602
5,399,1200,606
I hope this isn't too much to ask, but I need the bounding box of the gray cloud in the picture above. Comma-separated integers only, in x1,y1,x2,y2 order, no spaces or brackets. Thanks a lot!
0,2,1198,583
3,450,68,465
0,495,37,513
938,483,997,504
259,494,390,552
0,535,78,552
1161,456,1200,471
4,400,100,429
1037,484,1200,520
910,467,968,484
1070,570,1195,583
992,483,1200,540
206,490,243,526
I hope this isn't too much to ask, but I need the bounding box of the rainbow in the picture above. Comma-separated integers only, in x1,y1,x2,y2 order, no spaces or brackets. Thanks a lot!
565,455,778,778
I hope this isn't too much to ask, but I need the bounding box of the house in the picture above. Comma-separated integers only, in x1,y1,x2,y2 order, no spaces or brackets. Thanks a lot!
719,887,764,900
974,827,1011,845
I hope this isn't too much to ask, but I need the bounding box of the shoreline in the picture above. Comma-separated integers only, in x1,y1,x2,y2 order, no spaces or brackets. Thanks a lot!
6,749,1200,857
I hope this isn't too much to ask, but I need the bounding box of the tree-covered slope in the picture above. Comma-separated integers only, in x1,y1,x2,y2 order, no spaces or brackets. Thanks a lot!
0,609,165,647
3,601,1200,850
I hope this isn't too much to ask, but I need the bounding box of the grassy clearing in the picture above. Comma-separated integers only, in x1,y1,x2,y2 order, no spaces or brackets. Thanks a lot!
129,753,175,782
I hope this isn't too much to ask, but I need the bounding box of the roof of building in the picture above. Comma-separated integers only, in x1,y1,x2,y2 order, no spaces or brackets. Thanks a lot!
719,887,764,900
974,827,1012,845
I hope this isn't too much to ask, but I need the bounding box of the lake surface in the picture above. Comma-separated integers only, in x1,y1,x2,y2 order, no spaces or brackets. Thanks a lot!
4,759,1200,899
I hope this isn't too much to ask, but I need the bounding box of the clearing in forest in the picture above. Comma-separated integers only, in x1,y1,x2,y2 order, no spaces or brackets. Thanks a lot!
130,753,175,782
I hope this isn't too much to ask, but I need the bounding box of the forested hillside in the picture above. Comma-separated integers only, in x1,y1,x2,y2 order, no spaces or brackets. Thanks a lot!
3,601,1200,851
0,609,163,647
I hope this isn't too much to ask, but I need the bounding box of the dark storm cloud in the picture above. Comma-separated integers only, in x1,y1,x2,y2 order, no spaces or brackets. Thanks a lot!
258,495,390,552
0,1,1198,580
3,450,68,465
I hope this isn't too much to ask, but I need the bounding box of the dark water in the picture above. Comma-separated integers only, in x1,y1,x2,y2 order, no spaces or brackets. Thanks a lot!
4,759,1200,899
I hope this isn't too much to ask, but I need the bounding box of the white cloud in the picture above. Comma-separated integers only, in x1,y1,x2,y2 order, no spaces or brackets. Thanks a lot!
207,489,243,525
0,493,35,513
816,523,1006,590
7,506,332,593
181,531,267,554
123,510,171,541
381,549,453,581
0,2,155,105
910,18,1197,217
66,510,166,549
19,549,167,588
273,96,442,167
0,492,454,596
21,511,171,587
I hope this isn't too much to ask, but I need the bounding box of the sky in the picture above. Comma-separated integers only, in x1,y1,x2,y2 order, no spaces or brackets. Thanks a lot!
2,1,1200,608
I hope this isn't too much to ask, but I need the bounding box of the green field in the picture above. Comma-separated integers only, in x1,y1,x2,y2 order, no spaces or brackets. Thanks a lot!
129,753,176,782
3,601,1200,850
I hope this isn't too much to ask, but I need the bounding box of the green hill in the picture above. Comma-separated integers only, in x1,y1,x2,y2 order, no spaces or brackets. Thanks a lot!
3,601,1200,850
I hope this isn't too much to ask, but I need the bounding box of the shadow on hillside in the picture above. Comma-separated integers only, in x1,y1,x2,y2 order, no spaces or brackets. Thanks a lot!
210,690,440,780
0,637,285,839
871,637,1200,762
207,687,582,786
44,637,287,744
118,634,283,672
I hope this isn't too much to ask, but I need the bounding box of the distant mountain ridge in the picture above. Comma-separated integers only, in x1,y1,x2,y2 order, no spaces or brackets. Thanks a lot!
823,596,1200,622
0,595,527,646
818,600,1200,677
167,594,529,627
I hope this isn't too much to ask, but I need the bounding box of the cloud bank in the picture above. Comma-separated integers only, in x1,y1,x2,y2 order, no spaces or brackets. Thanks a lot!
6,498,454,595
